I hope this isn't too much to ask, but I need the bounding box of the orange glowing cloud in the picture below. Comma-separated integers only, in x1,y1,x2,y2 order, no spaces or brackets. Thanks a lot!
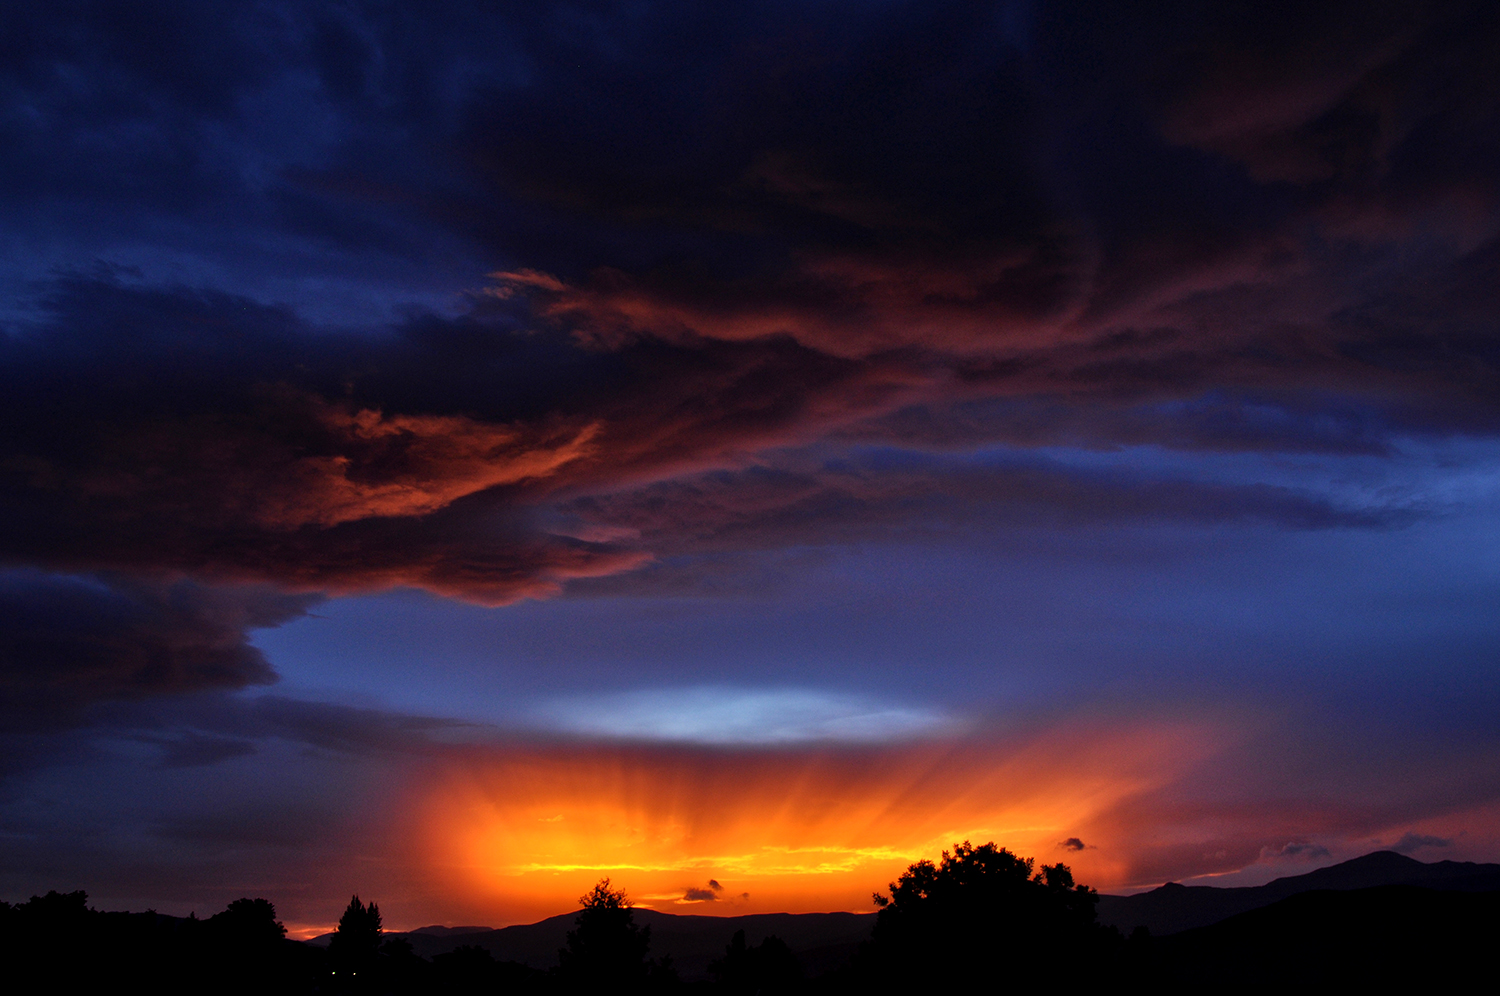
487,255,1086,359
411,717,1215,926
244,403,601,530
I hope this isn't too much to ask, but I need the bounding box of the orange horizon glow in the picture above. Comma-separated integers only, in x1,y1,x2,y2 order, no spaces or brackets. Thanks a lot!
412,717,1216,926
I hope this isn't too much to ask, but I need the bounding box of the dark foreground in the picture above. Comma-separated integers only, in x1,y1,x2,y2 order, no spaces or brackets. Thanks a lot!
4,849,1498,993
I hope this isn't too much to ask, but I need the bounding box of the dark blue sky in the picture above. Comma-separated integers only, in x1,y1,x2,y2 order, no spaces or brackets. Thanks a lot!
3,1,1499,930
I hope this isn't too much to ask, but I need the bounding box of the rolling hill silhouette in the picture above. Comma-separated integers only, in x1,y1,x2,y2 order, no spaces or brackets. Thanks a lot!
332,909,875,981
1096,850,1500,934
1157,884,1500,986
299,850,1499,980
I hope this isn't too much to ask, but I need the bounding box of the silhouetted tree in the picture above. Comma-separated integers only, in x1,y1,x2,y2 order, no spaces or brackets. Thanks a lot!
556,879,657,992
200,897,290,990
7,891,94,985
0,889,335,995
15,888,91,929
329,894,383,987
710,928,802,994
209,897,287,947
860,841,1113,988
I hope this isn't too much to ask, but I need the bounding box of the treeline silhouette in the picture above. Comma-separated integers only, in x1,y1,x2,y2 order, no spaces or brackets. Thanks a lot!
0,889,320,994
4,842,1495,992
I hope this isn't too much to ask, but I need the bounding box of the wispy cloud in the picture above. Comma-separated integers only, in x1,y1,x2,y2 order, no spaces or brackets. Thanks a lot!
530,687,957,745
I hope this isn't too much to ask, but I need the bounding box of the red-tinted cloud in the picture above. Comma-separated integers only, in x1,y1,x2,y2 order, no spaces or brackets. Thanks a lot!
0,1,1495,696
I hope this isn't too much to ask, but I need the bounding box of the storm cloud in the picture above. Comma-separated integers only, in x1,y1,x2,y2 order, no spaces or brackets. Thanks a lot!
2,1,1497,611
0,572,312,726
3,0,1500,925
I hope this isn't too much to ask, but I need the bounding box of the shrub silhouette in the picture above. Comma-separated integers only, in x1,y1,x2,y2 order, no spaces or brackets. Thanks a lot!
710,928,802,993
862,841,1110,988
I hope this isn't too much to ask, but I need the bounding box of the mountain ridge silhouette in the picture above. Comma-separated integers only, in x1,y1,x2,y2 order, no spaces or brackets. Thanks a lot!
302,850,1500,976
1156,883,1500,986
1096,850,1500,934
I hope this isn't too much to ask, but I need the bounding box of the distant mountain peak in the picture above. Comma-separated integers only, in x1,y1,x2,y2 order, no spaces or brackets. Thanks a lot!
1098,849,1500,936
408,925,495,936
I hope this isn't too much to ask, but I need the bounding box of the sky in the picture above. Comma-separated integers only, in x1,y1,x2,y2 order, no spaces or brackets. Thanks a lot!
2,0,1499,936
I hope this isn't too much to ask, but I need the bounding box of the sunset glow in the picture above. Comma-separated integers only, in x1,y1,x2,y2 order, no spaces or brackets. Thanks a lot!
416,721,1210,923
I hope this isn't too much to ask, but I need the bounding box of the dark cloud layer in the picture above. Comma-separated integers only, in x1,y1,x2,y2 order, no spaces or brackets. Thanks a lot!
1,0,1498,792
0,572,312,727
0,274,908,601
0,683,492,781
558,448,1404,563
